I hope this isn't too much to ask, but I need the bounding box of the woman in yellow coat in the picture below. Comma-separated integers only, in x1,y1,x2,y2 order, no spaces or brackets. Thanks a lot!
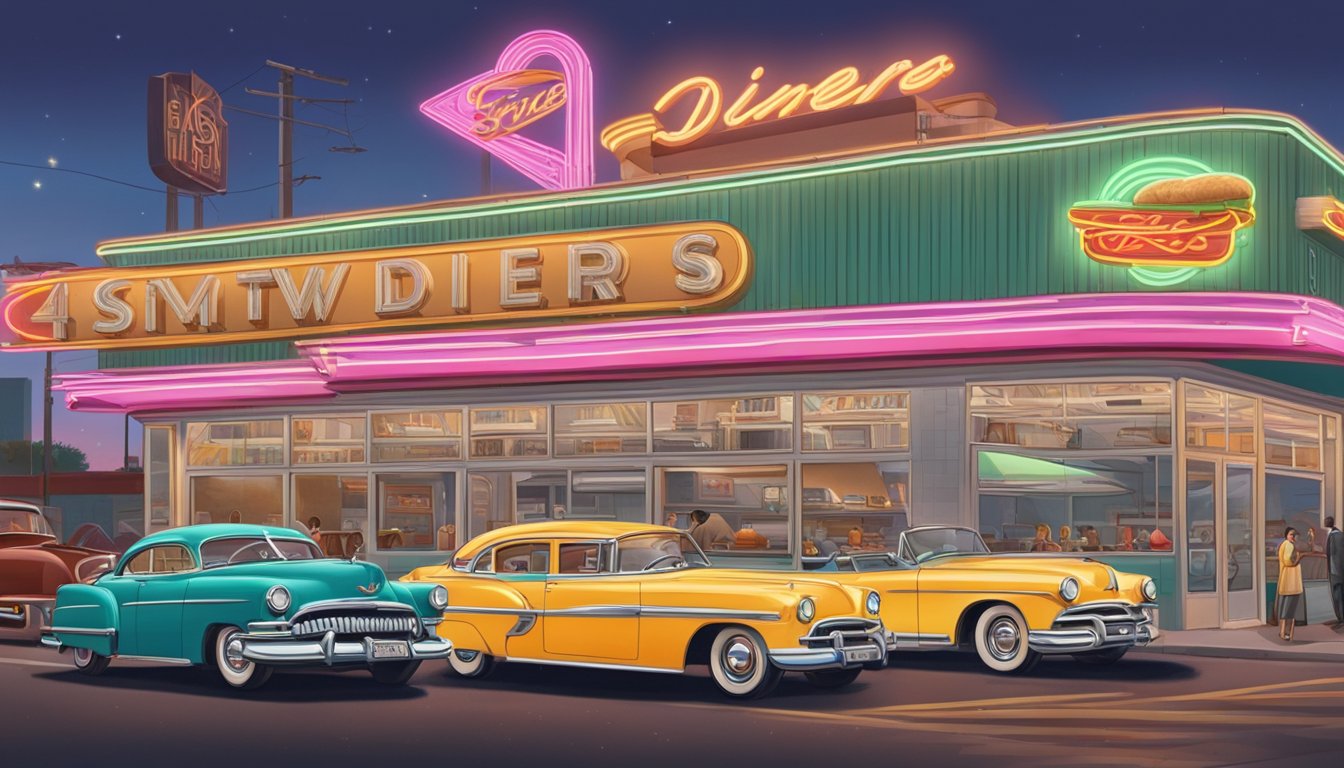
1278,527,1306,641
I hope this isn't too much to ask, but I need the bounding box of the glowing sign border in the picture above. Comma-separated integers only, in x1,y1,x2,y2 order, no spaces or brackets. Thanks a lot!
420,30,593,191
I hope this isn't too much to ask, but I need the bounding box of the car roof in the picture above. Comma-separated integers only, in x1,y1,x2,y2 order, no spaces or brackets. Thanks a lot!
454,521,677,561
123,524,313,556
0,499,43,514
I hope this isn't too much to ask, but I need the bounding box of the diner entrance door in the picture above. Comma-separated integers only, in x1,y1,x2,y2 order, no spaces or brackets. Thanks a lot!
1184,458,1260,628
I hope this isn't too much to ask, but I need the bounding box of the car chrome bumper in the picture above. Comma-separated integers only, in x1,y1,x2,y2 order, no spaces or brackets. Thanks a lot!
770,617,888,671
237,629,452,666
1028,601,1159,654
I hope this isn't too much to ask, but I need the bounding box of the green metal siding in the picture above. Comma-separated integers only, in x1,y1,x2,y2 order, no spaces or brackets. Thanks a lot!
98,115,1344,369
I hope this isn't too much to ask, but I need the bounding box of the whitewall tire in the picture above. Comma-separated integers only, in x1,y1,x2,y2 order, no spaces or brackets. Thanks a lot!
72,646,110,676
448,649,495,679
708,626,783,699
973,605,1041,674
214,625,272,689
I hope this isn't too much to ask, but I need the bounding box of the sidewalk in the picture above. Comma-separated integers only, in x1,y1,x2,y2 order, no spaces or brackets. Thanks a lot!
1136,621,1344,663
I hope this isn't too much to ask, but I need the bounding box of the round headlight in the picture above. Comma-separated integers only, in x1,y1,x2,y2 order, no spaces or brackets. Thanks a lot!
265,585,291,615
1059,577,1080,603
866,591,881,616
429,585,449,611
796,597,816,623
1142,577,1158,602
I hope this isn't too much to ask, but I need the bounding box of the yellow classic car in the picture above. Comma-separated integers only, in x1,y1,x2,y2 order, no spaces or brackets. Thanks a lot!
809,525,1158,674
402,521,888,698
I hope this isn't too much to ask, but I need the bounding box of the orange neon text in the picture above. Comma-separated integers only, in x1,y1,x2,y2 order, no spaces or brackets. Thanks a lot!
602,54,956,151
468,69,568,141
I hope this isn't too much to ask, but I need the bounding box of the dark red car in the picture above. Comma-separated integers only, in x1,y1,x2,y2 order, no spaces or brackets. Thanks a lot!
0,499,117,642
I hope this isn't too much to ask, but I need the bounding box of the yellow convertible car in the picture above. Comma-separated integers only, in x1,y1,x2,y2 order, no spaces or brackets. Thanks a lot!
810,525,1158,674
402,521,888,698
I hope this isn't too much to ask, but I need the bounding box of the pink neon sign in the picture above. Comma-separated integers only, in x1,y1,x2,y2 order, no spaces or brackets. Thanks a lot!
53,293,1344,413
420,30,594,191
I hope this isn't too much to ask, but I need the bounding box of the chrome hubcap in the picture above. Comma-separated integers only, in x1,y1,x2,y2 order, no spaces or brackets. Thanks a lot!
73,647,91,666
723,637,756,681
455,650,479,663
224,635,248,672
989,618,1020,660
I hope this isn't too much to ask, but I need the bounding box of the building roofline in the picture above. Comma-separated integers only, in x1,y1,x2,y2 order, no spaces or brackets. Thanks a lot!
93,108,1344,262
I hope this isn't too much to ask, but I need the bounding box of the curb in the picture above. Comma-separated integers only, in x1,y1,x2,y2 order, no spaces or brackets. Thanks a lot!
1133,644,1344,664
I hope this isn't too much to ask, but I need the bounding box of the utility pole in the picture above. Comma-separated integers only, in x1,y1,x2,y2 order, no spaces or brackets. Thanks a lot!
42,351,52,507
278,68,294,218
238,61,351,220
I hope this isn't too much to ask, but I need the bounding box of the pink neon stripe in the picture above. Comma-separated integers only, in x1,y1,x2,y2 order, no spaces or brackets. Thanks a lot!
52,293,1344,414
419,30,593,191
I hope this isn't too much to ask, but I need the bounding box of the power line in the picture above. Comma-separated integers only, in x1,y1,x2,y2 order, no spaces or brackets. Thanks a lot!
2,158,280,197
217,62,269,95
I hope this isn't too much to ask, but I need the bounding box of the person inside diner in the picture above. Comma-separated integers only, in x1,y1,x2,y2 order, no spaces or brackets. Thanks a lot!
1031,523,1062,552
688,509,735,550
1080,525,1103,551
1058,525,1076,552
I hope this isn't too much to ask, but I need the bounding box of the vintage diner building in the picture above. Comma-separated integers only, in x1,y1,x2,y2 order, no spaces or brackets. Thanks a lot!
6,56,1344,631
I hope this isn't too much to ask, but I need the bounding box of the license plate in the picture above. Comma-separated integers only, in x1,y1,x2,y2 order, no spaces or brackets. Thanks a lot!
843,646,881,664
370,640,410,660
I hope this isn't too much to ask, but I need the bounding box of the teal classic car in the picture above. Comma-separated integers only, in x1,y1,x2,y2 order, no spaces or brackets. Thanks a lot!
41,524,452,689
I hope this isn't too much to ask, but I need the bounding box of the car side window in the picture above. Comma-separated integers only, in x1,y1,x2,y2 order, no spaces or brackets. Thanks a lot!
123,545,196,575
557,542,607,574
494,542,551,574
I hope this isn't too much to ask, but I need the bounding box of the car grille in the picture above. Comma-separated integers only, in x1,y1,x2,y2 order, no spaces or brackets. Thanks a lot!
1051,601,1152,644
291,613,418,638
800,618,883,649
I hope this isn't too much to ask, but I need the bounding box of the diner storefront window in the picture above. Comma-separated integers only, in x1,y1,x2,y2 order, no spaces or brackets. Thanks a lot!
658,465,790,553
469,406,548,458
570,470,646,523
145,425,175,532
800,461,909,557
376,472,456,551
290,415,366,465
294,474,368,557
554,402,648,455
190,475,283,526
1263,403,1321,470
1184,383,1256,454
801,392,908,451
652,396,793,452
371,410,463,462
976,452,1173,554
1264,473,1322,588
186,419,284,466
971,382,1171,449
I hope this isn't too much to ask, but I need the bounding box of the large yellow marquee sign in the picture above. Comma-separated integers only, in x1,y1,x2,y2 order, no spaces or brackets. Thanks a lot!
1,223,752,351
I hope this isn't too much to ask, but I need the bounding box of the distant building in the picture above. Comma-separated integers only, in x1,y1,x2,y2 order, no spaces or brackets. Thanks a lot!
0,378,32,441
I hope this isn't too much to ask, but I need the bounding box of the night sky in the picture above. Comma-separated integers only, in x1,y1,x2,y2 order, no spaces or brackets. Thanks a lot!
2,0,1341,469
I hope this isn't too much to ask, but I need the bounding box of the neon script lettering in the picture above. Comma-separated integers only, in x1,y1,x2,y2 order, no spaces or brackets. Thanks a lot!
469,69,568,141
601,54,956,151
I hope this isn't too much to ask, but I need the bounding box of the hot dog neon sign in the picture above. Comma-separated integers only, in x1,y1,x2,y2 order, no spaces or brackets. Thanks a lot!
601,54,956,152
1068,157,1257,287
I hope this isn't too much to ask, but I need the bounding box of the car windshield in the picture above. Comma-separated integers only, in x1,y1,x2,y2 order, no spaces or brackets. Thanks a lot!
0,507,52,535
201,536,322,568
616,533,710,572
903,528,990,562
